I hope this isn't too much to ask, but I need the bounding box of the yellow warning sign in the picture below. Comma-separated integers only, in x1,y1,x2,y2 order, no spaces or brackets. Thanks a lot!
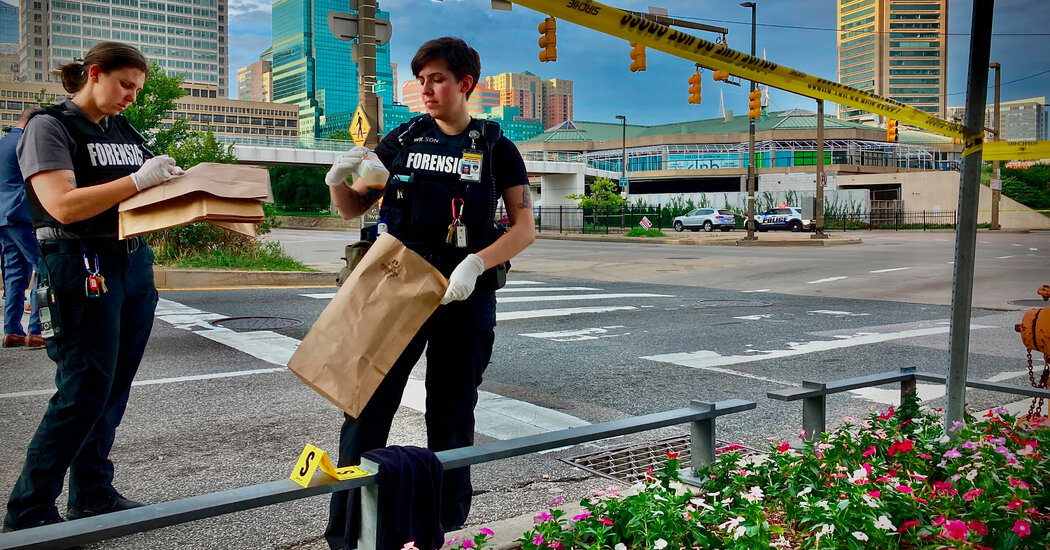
983,141,1050,161
506,0,972,142
290,444,372,488
349,106,371,147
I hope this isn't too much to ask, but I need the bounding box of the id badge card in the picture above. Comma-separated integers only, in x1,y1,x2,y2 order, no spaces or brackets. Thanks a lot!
459,150,483,182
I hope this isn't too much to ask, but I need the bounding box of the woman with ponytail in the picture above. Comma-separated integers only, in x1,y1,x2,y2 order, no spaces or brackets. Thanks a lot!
3,41,182,532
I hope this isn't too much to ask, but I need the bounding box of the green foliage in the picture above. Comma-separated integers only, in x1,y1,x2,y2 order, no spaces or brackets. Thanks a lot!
566,177,627,210
624,227,666,237
269,165,331,212
163,240,311,271
165,129,236,169
34,87,60,108
324,130,355,142
122,62,189,153
997,166,1050,210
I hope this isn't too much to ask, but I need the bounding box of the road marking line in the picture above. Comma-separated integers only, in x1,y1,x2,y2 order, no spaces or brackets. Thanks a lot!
734,314,773,320
1030,248,1039,251
642,325,995,373
742,289,771,293
807,310,871,317
995,256,1014,259
848,383,945,406
498,293,674,303
806,276,848,284
496,286,601,293
504,281,546,285
498,306,636,321
520,326,628,342
985,370,1029,383
870,267,911,273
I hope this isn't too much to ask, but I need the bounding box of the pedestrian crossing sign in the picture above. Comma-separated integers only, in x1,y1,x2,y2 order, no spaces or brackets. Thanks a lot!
350,106,371,147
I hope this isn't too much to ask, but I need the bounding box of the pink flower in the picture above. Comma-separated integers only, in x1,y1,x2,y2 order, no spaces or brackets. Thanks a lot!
962,488,984,501
877,406,895,421
478,528,494,536
932,515,947,527
913,496,929,505
1013,520,1032,538
843,416,855,423
899,520,921,531
941,520,968,541
777,441,790,452
943,447,962,459
547,542,563,550
716,443,744,455
1009,478,1031,490
861,445,876,457
867,490,881,498
598,517,613,526
895,485,913,493
532,534,544,546
888,439,914,456
967,520,987,536
1007,499,1024,509
533,512,553,524
917,452,933,460
571,510,592,522
546,496,564,507
462,541,474,549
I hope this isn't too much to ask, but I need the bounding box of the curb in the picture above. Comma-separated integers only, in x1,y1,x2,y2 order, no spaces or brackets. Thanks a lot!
535,233,863,246
154,268,337,290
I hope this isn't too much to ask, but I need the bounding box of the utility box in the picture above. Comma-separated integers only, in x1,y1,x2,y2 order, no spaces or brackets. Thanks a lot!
801,197,816,220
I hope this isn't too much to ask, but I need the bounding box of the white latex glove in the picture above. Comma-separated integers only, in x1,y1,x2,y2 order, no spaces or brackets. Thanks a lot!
441,253,485,305
131,155,183,191
325,146,370,187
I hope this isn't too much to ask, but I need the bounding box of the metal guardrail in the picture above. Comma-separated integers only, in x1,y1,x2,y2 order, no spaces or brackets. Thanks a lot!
768,366,1050,441
0,398,755,550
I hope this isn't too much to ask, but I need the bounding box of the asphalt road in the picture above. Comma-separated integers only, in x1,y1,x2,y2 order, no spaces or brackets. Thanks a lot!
0,229,1046,549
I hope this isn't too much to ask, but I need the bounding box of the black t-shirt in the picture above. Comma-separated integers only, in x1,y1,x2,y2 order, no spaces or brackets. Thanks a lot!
375,118,528,198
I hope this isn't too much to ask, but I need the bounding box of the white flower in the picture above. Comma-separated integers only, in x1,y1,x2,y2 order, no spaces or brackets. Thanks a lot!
615,544,627,550
742,486,764,503
718,516,745,533
654,539,668,549
861,494,879,508
937,435,950,444
734,525,746,540
966,469,978,481
814,499,830,511
769,535,792,548
721,496,735,506
815,524,835,540
848,468,868,483
668,480,684,492
796,486,813,497
852,531,869,541
874,515,897,531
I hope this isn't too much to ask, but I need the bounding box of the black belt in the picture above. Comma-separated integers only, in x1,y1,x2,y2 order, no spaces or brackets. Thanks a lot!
38,236,145,255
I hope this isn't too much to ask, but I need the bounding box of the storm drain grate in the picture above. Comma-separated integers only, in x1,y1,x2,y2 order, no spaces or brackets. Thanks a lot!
561,434,763,485
210,317,304,332
695,299,771,308
1009,299,1049,308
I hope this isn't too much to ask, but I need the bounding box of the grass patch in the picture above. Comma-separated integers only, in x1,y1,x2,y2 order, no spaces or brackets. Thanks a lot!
164,241,315,271
624,227,667,237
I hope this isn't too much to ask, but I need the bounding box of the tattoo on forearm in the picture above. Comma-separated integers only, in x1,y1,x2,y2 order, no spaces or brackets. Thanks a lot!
516,186,532,210
66,176,76,187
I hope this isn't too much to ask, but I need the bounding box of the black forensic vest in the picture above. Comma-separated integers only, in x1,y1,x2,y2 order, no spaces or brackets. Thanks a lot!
379,115,503,278
26,102,147,237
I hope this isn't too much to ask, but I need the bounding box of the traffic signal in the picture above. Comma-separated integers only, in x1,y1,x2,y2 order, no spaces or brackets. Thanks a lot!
747,88,762,118
629,42,646,72
687,71,702,104
538,17,557,62
886,119,898,142
713,69,729,82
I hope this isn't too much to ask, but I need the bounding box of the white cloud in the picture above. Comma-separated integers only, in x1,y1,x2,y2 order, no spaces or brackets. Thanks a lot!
227,0,273,17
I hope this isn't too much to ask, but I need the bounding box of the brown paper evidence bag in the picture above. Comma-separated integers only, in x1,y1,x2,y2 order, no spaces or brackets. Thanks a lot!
287,234,449,418
117,162,273,239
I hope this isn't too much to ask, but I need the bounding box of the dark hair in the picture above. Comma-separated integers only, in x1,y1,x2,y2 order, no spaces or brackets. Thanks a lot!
411,37,480,99
58,41,149,94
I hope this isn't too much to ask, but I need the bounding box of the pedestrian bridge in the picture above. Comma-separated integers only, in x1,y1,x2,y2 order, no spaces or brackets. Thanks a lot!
222,137,619,206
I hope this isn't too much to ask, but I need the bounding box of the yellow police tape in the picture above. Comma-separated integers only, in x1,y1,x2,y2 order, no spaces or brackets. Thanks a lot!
507,0,973,143
290,443,371,488
983,141,1050,161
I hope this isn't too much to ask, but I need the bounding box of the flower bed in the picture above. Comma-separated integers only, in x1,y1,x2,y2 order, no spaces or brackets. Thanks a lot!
449,392,1047,549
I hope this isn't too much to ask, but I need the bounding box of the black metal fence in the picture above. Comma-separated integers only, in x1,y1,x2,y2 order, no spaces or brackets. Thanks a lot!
496,206,961,234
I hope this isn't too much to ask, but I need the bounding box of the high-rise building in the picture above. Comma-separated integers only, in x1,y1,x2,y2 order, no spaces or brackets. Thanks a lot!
0,43,18,82
16,0,228,88
237,57,272,103
483,71,574,129
390,62,398,104
271,0,401,138
837,0,947,121
946,97,1047,142
0,1,17,45
400,80,500,117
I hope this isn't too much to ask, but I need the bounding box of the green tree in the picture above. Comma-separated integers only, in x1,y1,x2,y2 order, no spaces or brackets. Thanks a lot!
566,177,627,232
166,129,236,169
324,130,355,142
269,165,331,212
122,62,189,153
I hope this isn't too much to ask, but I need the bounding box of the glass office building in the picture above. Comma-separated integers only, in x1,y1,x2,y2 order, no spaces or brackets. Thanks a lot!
271,0,397,138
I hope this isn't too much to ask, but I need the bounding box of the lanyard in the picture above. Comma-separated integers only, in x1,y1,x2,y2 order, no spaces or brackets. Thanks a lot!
83,253,99,275
450,198,464,222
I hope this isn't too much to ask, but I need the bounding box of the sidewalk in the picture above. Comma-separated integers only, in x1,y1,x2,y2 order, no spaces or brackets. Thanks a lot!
153,231,861,289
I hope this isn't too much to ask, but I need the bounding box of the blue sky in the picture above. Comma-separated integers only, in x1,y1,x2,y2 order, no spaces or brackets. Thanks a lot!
224,0,1049,126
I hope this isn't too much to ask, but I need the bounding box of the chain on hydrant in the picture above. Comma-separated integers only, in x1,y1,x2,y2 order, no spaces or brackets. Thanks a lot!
1015,290,1050,419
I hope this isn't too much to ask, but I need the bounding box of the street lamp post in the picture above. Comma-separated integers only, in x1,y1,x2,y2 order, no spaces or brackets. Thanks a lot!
989,62,1001,231
615,114,627,195
741,1,757,240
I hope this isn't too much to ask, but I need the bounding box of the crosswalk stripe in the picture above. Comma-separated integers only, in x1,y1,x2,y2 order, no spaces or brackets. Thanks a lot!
496,286,601,293
497,293,673,303
497,306,636,321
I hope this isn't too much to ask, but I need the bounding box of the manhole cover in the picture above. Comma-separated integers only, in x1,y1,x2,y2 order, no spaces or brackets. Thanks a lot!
210,317,303,331
562,434,762,485
1009,299,1050,308
696,299,771,308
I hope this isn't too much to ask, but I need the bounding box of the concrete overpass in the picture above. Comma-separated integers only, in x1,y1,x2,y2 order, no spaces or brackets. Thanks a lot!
224,138,619,205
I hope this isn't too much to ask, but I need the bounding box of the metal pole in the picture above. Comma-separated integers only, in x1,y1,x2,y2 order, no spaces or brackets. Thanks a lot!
990,62,1001,230
358,0,380,149
615,114,627,195
742,2,757,240
945,0,994,437
813,99,826,239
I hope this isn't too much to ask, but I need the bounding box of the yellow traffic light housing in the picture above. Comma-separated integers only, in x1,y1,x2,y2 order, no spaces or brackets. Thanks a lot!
886,119,898,142
747,89,762,118
629,42,646,72
687,71,702,104
713,70,729,82
538,17,557,62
